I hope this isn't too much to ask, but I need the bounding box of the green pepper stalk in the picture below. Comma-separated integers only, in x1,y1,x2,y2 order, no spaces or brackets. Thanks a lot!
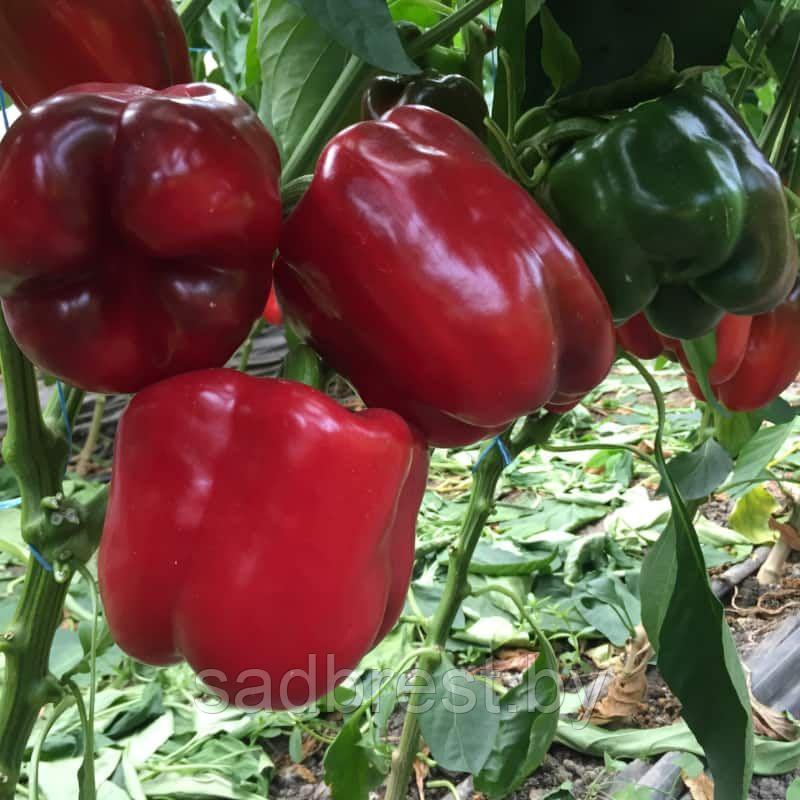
383,412,559,800
0,311,94,798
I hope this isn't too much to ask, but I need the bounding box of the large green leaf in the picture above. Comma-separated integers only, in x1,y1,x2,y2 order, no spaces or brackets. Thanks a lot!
641,507,753,796
257,0,349,160
323,714,386,800
523,0,747,107
661,438,733,500
418,656,500,773
287,0,418,73
473,644,559,797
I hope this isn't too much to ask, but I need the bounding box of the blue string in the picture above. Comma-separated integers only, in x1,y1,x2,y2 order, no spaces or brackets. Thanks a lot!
28,544,54,574
0,498,21,510
189,47,212,53
473,435,513,472
0,83,9,132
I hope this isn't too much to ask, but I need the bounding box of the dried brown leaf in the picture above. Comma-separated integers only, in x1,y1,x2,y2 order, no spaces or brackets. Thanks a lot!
682,771,714,799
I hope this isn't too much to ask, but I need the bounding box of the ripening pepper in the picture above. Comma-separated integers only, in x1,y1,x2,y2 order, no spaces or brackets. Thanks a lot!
99,370,428,710
362,72,489,140
276,106,616,447
617,285,800,412
543,85,798,340
0,83,281,393
0,0,192,108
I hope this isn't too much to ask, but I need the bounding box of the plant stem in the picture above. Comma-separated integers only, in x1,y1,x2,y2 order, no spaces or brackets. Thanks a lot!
178,0,214,30
383,413,559,800
0,312,73,797
733,0,782,106
281,0,500,185
76,396,106,478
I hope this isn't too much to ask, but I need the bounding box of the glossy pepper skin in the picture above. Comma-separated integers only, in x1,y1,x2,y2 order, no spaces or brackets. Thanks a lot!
276,106,616,447
362,72,488,140
99,370,428,710
0,0,192,108
0,83,281,393
263,287,283,326
543,85,798,340
617,287,800,412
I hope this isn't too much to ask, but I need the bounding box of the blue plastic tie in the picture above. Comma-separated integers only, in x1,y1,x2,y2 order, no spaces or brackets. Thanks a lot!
473,435,513,472
0,498,21,510
189,46,212,53
28,544,54,573
0,84,9,132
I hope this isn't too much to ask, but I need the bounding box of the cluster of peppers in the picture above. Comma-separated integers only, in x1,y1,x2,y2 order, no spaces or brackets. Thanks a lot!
0,0,797,710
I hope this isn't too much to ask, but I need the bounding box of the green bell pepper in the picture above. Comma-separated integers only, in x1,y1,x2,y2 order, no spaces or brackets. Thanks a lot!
541,85,798,339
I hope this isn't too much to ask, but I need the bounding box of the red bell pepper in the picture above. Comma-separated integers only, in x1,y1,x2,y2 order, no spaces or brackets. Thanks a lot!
276,106,615,447
0,0,192,108
263,287,283,326
0,84,281,393
99,370,428,710
616,287,800,412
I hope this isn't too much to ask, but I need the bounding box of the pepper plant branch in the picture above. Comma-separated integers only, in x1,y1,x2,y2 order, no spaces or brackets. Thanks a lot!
384,412,559,800
281,0,499,185
733,0,782,105
0,316,63,790
0,313,87,796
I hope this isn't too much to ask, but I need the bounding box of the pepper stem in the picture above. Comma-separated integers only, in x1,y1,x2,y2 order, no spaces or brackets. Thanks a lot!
383,412,559,800
0,311,85,797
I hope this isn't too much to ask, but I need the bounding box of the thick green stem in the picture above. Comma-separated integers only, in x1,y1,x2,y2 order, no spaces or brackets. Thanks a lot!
384,413,559,800
281,0,499,185
0,312,78,796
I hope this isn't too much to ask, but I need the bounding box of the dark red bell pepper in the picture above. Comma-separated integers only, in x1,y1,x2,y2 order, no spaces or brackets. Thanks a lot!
99,370,428,710
276,106,615,447
0,0,192,108
0,83,281,393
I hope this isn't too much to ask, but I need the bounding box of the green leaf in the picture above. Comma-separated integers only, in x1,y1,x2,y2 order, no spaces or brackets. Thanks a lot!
289,725,304,763
418,656,500,773
555,704,800,774
788,778,800,800
287,0,418,73
492,0,545,131
539,7,581,94
460,540,555,576
753,397,799,425
474,641,559,797
728,487,780,545
201,0,253,92
323,714,386,800
104,684,164,740
524,0,745,106
727,422,794,498
258,0,349,160
661,439,733,500
640,509,753,798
